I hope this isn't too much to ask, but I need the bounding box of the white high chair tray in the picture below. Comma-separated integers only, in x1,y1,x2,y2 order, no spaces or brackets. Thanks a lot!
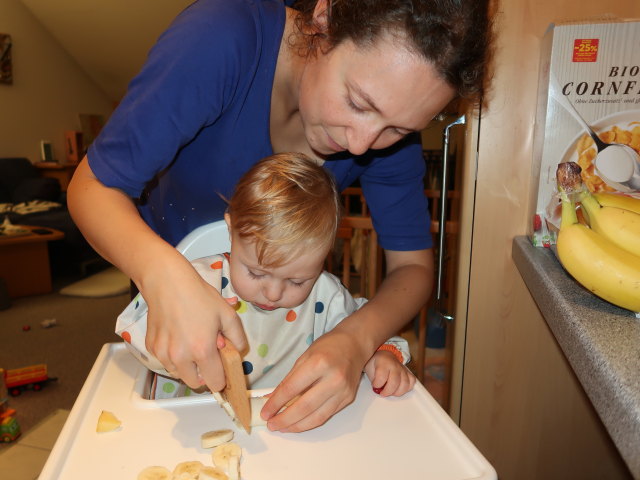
40,343,496,480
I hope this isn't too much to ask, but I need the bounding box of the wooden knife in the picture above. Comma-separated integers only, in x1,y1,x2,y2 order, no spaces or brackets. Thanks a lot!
219,340,251,434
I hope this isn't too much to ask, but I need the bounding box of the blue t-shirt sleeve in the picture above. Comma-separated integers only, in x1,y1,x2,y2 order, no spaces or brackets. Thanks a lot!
88,0,260,198
360,134,433,251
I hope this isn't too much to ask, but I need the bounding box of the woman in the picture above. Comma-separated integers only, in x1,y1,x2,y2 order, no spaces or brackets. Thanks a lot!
68,0,491,432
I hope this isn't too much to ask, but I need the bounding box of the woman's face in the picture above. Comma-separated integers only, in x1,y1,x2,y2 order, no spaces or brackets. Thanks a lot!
297,34,456,157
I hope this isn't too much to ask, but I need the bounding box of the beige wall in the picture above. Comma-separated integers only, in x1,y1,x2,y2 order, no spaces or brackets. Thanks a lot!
0,0,113,164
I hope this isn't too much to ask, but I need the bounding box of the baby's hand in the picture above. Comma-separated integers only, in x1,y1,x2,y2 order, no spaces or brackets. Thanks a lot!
364,350,416,397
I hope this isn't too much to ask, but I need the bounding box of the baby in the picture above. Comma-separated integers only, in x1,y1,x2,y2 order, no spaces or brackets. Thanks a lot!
116,153,415,399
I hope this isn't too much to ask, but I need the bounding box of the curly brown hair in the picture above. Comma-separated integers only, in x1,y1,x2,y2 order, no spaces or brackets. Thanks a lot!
290,0,493,102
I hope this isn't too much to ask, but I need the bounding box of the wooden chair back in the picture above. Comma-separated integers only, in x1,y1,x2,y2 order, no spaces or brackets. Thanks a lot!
326,187,460,387
332,215,381,299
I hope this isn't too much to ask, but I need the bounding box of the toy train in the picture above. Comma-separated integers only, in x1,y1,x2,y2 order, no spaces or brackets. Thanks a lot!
2,364,57,396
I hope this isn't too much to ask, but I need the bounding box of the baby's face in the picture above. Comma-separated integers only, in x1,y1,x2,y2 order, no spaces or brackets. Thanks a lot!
227,232,328,311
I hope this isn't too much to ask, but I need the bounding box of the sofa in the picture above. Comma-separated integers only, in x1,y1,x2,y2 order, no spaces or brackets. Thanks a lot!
0,157,100,275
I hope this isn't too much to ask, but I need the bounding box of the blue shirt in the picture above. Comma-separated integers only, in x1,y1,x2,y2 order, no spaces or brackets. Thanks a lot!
88,0,432,250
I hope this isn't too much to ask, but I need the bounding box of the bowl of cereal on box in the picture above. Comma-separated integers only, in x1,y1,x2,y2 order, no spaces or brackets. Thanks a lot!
561,109,640,195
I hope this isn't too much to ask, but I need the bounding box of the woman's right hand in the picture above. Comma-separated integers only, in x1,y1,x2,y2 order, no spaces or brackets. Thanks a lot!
67,157,247,394
141,258,248,392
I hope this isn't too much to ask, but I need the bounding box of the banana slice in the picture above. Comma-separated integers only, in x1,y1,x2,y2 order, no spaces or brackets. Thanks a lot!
212,391,226,404
228,454,240,480
249,394,299,427
173,473,197,480
250,396,268,427
96,410,121,433
212,442,242,471
172,460,204,477
199,466,229,480
232,417,245,431
137,465,172,480
220,400,237,419
201,429,234,448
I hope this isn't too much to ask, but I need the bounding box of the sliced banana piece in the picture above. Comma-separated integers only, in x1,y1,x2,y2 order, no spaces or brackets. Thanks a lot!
250,396,268,427
137,465,172,480
172,460,204,477
249,394,299,427
212,391,226,404
231,416,245,430
173,473,197,480
212,442,242,471
220,400,237,419
199,465,229,480
201,428,235,448
228,454,240,480
96,410,122,433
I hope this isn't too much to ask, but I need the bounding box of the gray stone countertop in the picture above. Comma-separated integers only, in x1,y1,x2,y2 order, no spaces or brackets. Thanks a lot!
512,236,640,478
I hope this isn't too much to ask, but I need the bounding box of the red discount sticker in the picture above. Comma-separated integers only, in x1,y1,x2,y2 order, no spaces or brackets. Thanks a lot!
573,38,599,62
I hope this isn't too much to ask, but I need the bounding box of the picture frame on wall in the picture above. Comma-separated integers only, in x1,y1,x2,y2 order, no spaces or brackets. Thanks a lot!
40,140,54,162
0,33,12,85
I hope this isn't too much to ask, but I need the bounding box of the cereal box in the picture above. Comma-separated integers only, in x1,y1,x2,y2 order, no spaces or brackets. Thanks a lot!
530,20,640,247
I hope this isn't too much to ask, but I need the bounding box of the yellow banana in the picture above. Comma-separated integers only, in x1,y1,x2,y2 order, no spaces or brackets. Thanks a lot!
579,191,640,258
557,190,640,313
593,192,640,215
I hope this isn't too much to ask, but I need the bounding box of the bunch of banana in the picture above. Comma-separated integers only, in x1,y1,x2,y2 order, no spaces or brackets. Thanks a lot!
593,192,640,215
580,190,640,258
555,162,640,314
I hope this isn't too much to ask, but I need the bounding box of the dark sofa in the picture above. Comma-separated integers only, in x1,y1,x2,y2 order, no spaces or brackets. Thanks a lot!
0,157,99,275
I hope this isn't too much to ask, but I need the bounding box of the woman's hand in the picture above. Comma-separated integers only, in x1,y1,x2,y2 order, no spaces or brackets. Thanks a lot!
260,328,370,433
364,351,416,397
261,248,433,432
68,158,247,394
142,262,247,392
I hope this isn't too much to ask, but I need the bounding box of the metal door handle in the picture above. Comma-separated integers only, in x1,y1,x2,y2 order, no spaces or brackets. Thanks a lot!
433,114,466,323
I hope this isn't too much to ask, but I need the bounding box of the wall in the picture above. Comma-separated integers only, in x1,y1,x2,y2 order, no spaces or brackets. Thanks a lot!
0,0,113,164
19,0,193,101
452,0,640,478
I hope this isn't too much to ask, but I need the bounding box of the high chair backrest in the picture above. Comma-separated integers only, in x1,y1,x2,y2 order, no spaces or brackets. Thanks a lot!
175,220,231,260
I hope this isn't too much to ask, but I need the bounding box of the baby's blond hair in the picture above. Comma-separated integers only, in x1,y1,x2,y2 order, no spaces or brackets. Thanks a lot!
227,153,341,267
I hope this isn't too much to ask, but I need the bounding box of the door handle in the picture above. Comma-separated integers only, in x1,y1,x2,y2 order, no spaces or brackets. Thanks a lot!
432,114,466,323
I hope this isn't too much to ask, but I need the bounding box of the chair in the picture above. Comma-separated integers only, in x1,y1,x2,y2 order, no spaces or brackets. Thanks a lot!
176,218,439,387
175,220,230,260
327,188,460,387
177,218,382,299
341,186,369,216
330,215,382,299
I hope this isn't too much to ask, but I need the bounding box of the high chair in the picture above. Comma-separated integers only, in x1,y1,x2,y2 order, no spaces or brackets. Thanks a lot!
175,217,451,390
39,220,496,480
175,219,381,301
175,220,230,260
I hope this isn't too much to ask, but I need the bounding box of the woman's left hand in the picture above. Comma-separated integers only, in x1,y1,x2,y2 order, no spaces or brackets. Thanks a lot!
262,248,434,432
260,328,369,433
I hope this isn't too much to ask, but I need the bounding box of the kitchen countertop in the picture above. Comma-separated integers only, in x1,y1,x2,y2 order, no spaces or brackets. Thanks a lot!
512,236,640,478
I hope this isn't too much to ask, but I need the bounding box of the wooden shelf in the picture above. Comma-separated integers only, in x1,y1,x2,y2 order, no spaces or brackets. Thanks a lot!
35,162,77,191
0,225,64,297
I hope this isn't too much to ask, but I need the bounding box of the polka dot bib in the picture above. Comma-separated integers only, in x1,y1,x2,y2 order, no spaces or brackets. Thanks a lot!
116,254,367,389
